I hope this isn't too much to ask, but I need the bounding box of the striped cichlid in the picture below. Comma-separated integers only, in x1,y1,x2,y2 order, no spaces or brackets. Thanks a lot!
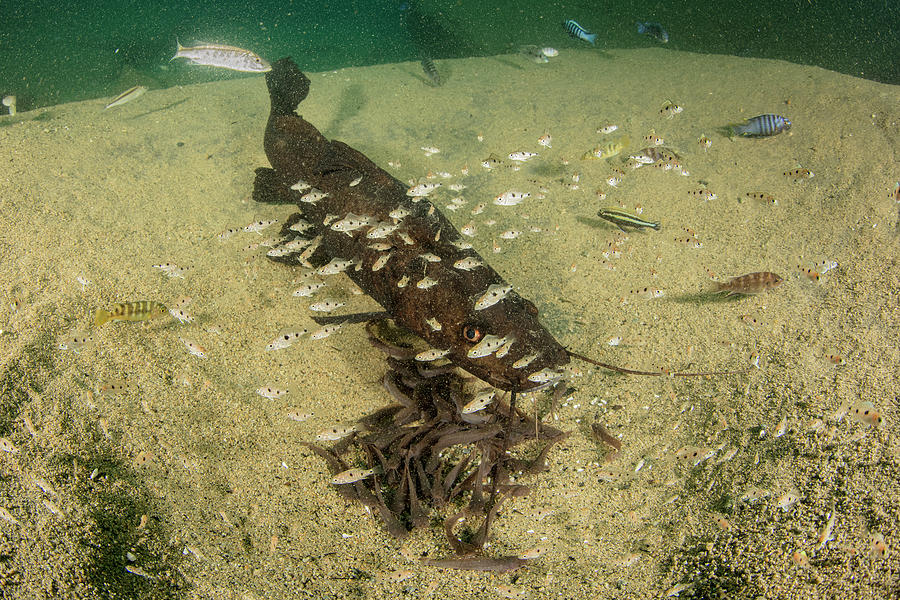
564,19,597,45
95,300,168,327
730,114,791,137
171,42,271,73
597,208,660,231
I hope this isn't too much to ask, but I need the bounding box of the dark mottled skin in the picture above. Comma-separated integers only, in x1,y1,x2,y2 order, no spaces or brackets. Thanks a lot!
253,58,569,392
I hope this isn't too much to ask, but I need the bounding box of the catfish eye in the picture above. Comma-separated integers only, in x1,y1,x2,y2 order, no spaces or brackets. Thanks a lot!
462,324,483,343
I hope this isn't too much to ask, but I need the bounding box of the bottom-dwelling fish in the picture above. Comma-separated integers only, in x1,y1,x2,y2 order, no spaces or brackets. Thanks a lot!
636,21,669,43
730,114,791,137
254,58,747,395
252,57,752,569
713,272,784,296
95,300,168,327
597,208,660,231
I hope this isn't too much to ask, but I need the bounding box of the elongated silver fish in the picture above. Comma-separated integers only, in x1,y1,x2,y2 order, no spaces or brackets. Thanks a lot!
597,208,660,231
171,42,271,73
104,85,147,109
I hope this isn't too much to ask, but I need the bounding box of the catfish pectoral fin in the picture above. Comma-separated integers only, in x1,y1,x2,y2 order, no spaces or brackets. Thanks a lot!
253,167,295,205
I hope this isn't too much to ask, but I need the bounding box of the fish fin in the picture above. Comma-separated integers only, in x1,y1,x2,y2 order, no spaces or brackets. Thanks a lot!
265,57,310,117
317,142,381,178
95,309,111,327
252,167,299,205
170,38,182,62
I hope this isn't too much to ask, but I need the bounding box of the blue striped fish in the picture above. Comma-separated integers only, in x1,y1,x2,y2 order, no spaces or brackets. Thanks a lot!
731,114,791,137
564,19,597,45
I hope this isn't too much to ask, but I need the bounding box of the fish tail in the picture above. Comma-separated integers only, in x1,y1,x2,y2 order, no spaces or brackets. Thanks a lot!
95,308,111,327
650,221,661,230
727,123,746,137
171,38,182,61
266,58,311,117
585,32,597,45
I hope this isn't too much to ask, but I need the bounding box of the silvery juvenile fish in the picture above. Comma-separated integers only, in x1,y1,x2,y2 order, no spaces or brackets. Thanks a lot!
636,21,669,43
171,42,271,73
104,85,147,109
730,114,791,137
519,45,549,64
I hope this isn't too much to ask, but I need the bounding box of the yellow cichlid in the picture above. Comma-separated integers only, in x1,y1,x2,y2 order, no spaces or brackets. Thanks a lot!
95,300,168,327
582,136,630,160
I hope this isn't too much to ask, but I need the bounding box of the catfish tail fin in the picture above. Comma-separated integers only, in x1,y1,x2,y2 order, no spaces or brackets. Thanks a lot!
266,58,311,117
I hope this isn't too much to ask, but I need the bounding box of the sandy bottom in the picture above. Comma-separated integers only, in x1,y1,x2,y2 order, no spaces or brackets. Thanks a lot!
0,47,898,599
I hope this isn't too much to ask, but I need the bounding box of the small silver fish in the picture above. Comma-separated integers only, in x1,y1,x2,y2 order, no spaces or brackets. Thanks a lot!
330,467,378,485
372,252,393,272
494,191,530,206
415,348,451,361
453,257,484,271
265,327,308,351
467,334,507,358
407,182,441,197
309,299,345,312
179,337,207,358
301,189,329,204
171,42,271,73
366,222,400,239
416,276,438,290
474,284,513,311
104,85,147,109
526,367,562,383
292,282,326,297
512,353,538,369
316,424,358,441
461,390,496,414
315,258,353,276
257,386,289,399
309,323,342,340
243,219,278,234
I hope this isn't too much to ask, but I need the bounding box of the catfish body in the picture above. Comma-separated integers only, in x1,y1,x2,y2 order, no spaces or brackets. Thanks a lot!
253,58,569,392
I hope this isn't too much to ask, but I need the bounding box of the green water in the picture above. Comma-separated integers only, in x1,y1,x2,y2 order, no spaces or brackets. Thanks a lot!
1,0,897,112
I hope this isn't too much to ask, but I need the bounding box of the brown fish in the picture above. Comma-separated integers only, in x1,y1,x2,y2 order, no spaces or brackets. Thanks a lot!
713,272,783,296
252,58,570,392
251,58,749,393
